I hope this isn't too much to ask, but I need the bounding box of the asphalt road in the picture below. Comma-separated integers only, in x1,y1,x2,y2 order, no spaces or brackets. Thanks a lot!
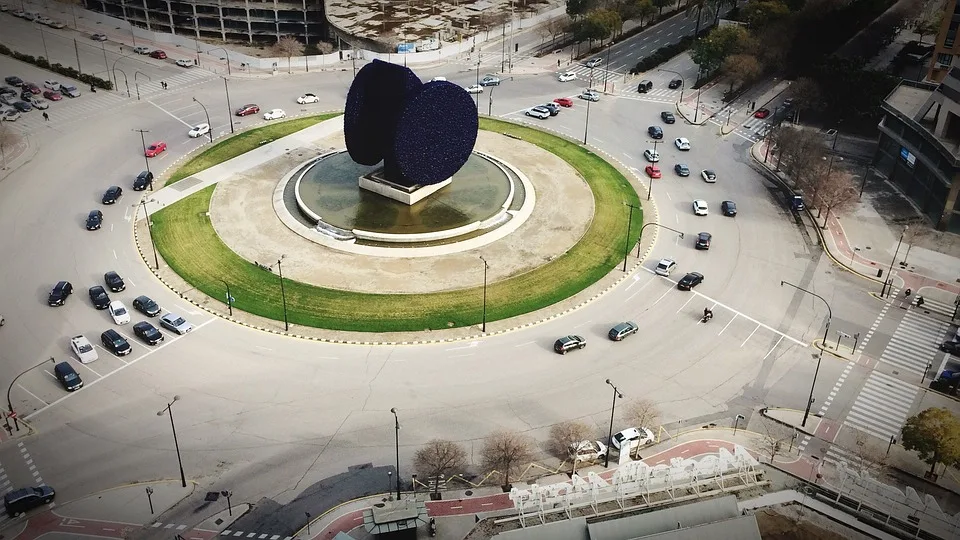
0,9,935,540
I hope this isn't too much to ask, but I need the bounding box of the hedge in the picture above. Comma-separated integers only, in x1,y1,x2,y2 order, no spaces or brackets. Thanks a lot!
0,43,113,90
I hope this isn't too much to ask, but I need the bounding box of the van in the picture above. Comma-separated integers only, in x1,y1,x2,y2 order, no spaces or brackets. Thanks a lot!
637,80,653,93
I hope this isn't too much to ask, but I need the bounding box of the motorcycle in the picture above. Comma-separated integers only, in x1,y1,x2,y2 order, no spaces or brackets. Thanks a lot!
701,312,713,323
429,517,437,537
90,85,97,93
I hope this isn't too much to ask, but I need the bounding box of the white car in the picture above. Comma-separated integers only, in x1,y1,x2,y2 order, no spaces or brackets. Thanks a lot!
263,109,286,120
570,440,608,463
175,58,193,67
69,335,99,364
2,109,20,122
43,80,60,90
160,313,193,335
654,257,677,276
611,427,655,451
558,71,577,82
585,58,603,68
693,199,709,216
579,90,600,102
30,98,48,110
47,20,65,29
525,106,550,119
675,137,691,151
643,149,660,162
36,16,52,24
430,76,447,82
297,93,319,104
133,46,151,54
188,123,210,138
464,84,483,94
701,169,717,183
109,301,131,325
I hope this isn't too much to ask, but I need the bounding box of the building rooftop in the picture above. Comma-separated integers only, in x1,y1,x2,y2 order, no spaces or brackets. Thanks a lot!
885,84,933,119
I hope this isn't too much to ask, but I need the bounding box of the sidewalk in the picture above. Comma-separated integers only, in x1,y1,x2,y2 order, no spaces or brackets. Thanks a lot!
749,138,960,324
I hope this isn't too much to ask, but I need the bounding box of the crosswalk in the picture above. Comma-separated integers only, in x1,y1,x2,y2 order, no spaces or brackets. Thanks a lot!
843,370,919,442
915,295,959,320
708,104,772,141
878,310,949,374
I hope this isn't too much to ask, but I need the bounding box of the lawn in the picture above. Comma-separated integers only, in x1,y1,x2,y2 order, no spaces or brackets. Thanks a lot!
166,114,341,184
151,116,643,332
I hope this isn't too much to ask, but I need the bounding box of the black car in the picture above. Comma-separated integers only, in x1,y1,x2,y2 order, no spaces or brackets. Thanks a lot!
133,295,161,316
675,163,690,177
647,125,663,139
668,78,683,89
88,285,110,309
133,321,164,345
104,271,125,292
940,341,960,355
554,335,587,354
86,209,103,230
101,329,131,356
721,200,737,217
677,272,704,290
541,102,561,116
661,111,675,124
133,170,153,191
608,321,639,341
19,90,32,101
54,362,83,391
102,185,122,204
13,101,32,112
48,281,73,306
696,232,712,250
4,76,23,87
4,486,55,518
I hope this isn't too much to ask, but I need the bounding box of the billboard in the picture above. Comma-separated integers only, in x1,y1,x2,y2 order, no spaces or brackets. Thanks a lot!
397,43,415,53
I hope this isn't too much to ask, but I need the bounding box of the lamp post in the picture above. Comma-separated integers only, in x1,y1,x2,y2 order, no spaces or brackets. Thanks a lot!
603,44,613,93
881,226,908,298
207,46,232,75
780,280,832,427
657,68,684,102
140,199,159,269
390,407,401,500
479,256,489,333
635,223,684,258
475,60,481,111
132,128,150,175
112,66,130,97
603,379,623,468
270,256,289,331
622,203,640,272
583,94,592,144
221,279,233,316
733,414,745,435
192,97,214,142
488,85,495,116
156,395,187,488
133,70,151,100
221,490,233,516
222,77,235,133
6,357,54,432
693,85,702,123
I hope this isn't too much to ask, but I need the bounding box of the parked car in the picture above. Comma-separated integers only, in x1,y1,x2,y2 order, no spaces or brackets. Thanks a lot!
553,335,586,354
54,362,83,391
88,285,110,309
42,80,60,90
102,185,122,204
4,486,55,517
133,295,161,316
104,271,125,292
187,123,210,138
160,313,193,335
1,109,20,122
479,75,501,86
23,82,40,94
939,340,960,355
644,164,662,178
100,329,131,356
554,97,573,108
4,76,23,87
60,85,80,98
133,170,154,191
675,163,690,177
133,321,164,345
661,111,675,124
46,20,65,29
693,199,709,216
540,102,560,116
701,170,717,183
29,98,48,109
149,50,167,59
695,232,712,250
69,335,99,363
610,427,655,450
48,281,73,306
608,321,639,341
144,141,167,157
464,84,483,94
675,137,691,151
579,90,600,102
677,272,704,290
721,200,737,217
86,209,103,230
235,104,259,116
297,93,319,104
12,101,32,112
647,125,663,139
570,440,607,463
654,258,677,276
263,108,286,120
557,71,577,82
525,106,550,119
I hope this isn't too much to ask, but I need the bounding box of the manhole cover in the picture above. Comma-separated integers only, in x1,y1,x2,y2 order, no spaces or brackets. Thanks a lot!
464,490,473,496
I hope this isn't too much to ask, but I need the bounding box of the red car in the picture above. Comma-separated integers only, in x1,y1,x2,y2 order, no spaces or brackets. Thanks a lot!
144,141,167,157
753,108,770,119
23,82,41,94
554,97,573,108
235,104,260,116
645,164,662,179
150,50,167,59
43,90,62,101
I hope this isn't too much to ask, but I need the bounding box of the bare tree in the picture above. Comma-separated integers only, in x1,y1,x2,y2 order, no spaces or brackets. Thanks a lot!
900,217,931,264
758,417,793,463
623,399,662,458
413,439,469,495
816,170,858,226
549,420,594,473
481,429,535,489
271,35,305,74
846,428,890,477
775,127,825,180
723,53,762,92
913,0,946,45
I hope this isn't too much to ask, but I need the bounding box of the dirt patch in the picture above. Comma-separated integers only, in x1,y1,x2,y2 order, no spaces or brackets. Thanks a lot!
754,505,874,540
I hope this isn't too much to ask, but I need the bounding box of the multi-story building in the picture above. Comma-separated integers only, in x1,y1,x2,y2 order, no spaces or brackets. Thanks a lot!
83,0,328,45
928,0,960,83
874,75,960,232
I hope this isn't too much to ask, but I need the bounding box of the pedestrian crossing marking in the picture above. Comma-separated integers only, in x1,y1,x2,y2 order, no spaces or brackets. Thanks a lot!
843,370,918,441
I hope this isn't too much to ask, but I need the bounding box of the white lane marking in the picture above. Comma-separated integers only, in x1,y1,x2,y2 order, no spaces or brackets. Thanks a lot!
255,346,273,351
113,250,118,259
626,278,655,301
445,341,479,351
174,303,201,315
572,320,592,329
717,313,738,336
25,318,217,420
674,293,694,313
623,152,632,159
123,207,131,222
127,278,135,288
764,335,786,359
93,344,128,364
43,370,56,380
513,341,535,347
664,191,672,201
594,137,606,144
147,99,194,127
651,287,673,307
690,290,805,346
741,325,760,347
449,353,475,358
17,384,49,407
110,224,114,232
76,362,104,378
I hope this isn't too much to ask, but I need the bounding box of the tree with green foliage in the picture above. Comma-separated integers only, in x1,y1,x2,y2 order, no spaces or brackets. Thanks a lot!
741,0,791,28
587,8,622,45
685,0,714,38
691,24,750,75
636,0,656,26
567,0,595,19
901,407,960,477
913,2,945,46
652,0,671,16
723,53,762,92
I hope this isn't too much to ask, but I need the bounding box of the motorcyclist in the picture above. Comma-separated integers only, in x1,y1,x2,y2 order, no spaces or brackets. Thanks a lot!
703,307,713,321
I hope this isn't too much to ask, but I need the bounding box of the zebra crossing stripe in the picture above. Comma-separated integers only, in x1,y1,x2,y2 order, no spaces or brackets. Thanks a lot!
844,371,918,440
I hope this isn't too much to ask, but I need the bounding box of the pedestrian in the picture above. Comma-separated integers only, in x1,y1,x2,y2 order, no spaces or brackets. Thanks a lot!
161,81,167,90
42,112,49,121
916,295,925,307
119,45,122,54
557,58,561,67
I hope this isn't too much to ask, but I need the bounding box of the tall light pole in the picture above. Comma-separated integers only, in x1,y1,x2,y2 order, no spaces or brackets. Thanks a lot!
604,379,623,468
270,256,289,331
222,77,235,134
475,60,481,111
157,395,187,488
657,68,684,102
635,222,684,258
881,226,908,298
132,129,150,176
133,70,151,101
780,280,832,427
583,95,592,144
622,203,639,272
140,199,159,269
390,408,401,500
480,256,489,333
192,97,214,142
207,46,232,75
221,279,233,316
6,357,54,432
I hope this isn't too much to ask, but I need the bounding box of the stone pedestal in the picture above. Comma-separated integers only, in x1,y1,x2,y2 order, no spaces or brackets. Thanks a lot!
359,168,451,205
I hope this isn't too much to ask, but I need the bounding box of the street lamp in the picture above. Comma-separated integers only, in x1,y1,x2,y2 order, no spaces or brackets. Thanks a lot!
603,379,623,468
112,65,130,97
488,85,495,116
733,414,745,435
133,70,151,101
156,395,187,488
221,279,233,316
479,256,489,333
622,203,640,272
657,68,684,102
140,199,159,270
881,226,908,298
390,407,401,500
206,46,232,75
583,95,592,144
192,97,214,142
635,222,684,258
780,280,832,427
6,357,54,432
222,77,235,134
133,128,150,176
269,256,289,331
475,60,481,111
221,490,233,516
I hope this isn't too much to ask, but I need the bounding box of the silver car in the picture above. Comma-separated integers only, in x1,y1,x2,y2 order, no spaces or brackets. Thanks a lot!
159,313,193,335
525,106,550,119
